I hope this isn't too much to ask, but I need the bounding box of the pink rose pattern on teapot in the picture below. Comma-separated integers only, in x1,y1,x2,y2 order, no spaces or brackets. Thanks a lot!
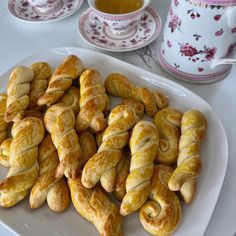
159,0,236,82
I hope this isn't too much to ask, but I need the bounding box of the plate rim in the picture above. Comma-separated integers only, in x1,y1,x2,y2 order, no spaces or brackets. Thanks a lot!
0,47,229,236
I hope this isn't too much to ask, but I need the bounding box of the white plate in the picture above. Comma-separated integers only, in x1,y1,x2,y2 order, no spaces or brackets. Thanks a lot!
0,47,228,236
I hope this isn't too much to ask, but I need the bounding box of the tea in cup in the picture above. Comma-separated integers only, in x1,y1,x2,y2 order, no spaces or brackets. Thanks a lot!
29,0,63,14
88,0,150,34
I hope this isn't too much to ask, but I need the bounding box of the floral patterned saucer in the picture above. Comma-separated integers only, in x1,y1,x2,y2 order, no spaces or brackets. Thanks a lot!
78,7,162,52
8,0,84,23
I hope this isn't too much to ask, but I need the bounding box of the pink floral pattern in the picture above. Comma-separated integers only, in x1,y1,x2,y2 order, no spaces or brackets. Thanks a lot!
227,42,236,56
187,9,200,19
179,43,217,62
168,7,182,33
215,28,224,36
214,14,222,21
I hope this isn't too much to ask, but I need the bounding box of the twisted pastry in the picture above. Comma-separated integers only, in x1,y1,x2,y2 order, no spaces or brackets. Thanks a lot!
0,94,9,143
140,165,181,236
121,99,144,118
68,177,123,236
0,116,45,207
82,105,138,192
44,104,82,179
114,150,130,201
58,86,80,115
120,121,159,215
0,138,12,168
153,108,182,165
28,62,51,109
4,66,34,122
105,73,168,117
30,134,69,212
38,55,84,106
79,131,97,167
76,69,109,133
168,110,207,203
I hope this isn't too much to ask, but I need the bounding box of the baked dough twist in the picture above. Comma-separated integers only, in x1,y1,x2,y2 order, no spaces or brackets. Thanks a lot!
0,138,12,168
58,86,80,115
121,99,144,118
105,73,168,117
0,116,45,207
44,104,82,179
28,62,51,109
37,55,84,106
30,134,69,212
120,121,159,215
168,110,207,203
68,177,123,236
79,131,97,167
114,150,130,201
4,66,34,122
76,69,109,133
153,108,182,165
82,105,138,192
140,165,181,236
0,94,9,143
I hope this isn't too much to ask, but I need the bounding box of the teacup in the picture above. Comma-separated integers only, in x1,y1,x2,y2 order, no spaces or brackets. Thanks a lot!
87,0,150,34
29,0,63,14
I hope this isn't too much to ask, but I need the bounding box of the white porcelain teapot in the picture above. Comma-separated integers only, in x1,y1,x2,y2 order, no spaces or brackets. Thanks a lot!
159,0,236,83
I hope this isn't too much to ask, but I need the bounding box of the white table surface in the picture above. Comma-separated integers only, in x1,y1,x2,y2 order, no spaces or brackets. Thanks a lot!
0,1,236,236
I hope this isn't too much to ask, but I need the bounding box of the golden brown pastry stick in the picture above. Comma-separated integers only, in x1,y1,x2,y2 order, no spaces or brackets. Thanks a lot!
30,134,69,212
121,99,144,118
140,165,181,236
114,150,130,201
153,108,182,165
120,121,159,215
168,110,207,203
58,86,80,115
0,94,9,143
105,73,168,117
76,69,109,133
4,66,34,122
68,177,123,236
0,116,45,208
79,131,97,167
44,104,82,179
37,55,84,106
0,138,12,168
82,105,139,192
28,62,51,110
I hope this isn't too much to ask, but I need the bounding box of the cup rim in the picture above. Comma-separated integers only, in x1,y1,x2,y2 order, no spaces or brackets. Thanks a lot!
87,0,150,17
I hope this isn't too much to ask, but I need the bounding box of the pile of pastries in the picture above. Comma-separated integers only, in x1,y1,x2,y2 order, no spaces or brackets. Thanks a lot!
0,55,207,236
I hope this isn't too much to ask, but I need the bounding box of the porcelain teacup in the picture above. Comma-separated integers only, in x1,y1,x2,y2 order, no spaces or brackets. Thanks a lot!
87,0,150,34
29,0,63,14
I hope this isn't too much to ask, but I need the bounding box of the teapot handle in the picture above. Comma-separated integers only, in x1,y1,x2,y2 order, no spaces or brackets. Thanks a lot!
226,6,236,28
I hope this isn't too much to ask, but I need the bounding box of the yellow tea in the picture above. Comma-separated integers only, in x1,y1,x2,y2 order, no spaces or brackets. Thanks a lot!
95,0,144,14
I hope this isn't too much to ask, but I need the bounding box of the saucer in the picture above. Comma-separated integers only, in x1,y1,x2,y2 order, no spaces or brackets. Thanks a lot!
78,7,162,52
8,0,84,23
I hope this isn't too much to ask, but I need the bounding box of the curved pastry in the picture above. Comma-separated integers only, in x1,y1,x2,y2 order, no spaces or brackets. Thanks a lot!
30,134,69,212
153,108,182,165
120,121,159,215
44,104,82,179
4,66,34,122
28,62,51,109
68,177,123,236
0,138,12,168
82,105,138,192
76,69,109,133
58,86,80,115
0,94,9,143
168,110,207,203
105,73,168,117
114,150,130,201
37,55,84,106
0,116,45,207
140,165,181,236
121,99,144,118
79,131,97,167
